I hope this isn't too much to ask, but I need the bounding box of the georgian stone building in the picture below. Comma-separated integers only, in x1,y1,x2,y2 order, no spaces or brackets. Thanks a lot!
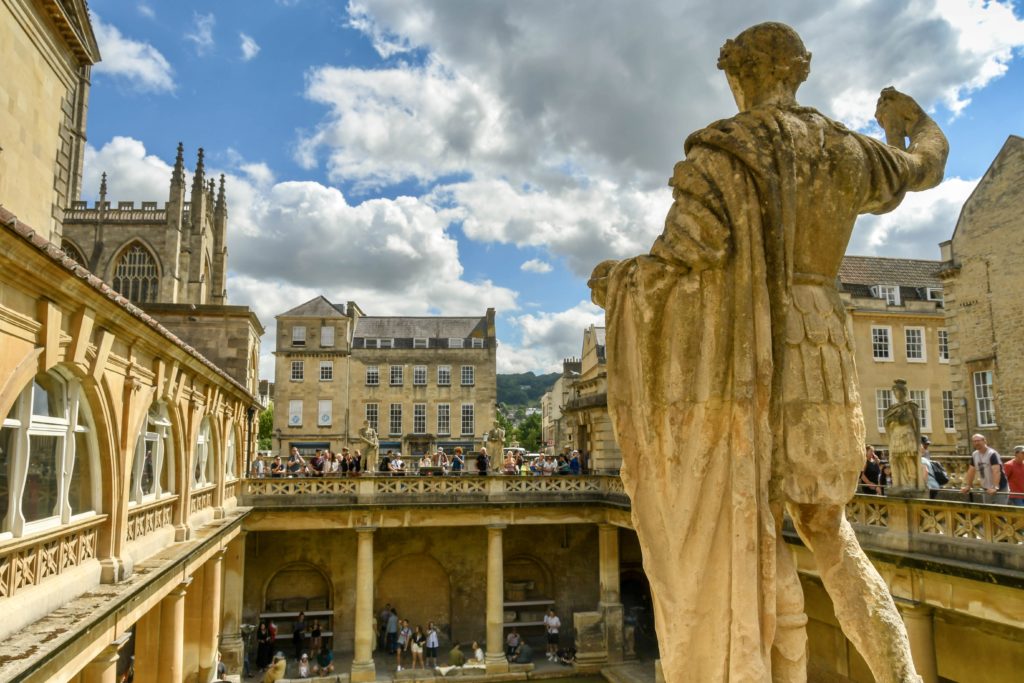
540,357,580,455
939,135,1024,455
273,297,498,458
838,256,956,455
563,326,622,472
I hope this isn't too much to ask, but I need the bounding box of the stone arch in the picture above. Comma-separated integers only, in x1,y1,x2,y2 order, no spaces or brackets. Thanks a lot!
263,561,333,613
378,553,452,636
60,238,87,267
109,239,161,304
59,361,118,517
504,554,554,601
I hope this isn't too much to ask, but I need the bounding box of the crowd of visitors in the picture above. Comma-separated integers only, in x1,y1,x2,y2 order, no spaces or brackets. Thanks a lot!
860,434,1024,506
252,445,592,478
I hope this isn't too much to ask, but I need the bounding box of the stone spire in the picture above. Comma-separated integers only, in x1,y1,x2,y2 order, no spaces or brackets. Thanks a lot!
98,172,107,206
171,142,185,187
191,147,206,192
215,174,227,214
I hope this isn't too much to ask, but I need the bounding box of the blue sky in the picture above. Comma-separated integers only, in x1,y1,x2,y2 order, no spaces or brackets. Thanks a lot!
82,0,1024,377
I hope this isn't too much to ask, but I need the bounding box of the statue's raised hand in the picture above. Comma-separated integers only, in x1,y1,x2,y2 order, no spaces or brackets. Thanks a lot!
875,86,926,150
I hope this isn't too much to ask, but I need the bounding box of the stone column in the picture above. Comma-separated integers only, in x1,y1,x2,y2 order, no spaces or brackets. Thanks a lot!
351,527,377,683
158,579,192,683
199,549,226,682
219,532,246,672
899,602,938,683
598,523,624,663
133,603,162,682
485,524,509,674
80,641,123,683
183,568,204,681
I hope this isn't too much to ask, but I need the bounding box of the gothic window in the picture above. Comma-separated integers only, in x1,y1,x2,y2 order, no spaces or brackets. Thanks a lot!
112,243,159,304
1,371,100,536
60,240,86,266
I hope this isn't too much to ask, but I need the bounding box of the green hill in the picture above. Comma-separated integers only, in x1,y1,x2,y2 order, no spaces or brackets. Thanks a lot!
497,372,560,406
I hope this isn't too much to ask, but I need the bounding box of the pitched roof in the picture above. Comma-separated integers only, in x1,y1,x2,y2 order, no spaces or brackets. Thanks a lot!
354,316,488,339
277,296,347,319
838,256,943,288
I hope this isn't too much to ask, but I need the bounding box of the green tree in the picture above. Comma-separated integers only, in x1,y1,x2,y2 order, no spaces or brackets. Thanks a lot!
258,402,274,451
517,413,542,452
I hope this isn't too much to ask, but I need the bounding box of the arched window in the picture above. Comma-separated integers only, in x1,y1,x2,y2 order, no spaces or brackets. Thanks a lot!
61,240,87,267
0,371,100,537
112,243,159,304
194,417,213,487
129,403,175,504
224,428,236,480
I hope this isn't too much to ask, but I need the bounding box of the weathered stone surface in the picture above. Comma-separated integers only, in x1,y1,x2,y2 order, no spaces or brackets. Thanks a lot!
589,21,947,683
885,379,925,493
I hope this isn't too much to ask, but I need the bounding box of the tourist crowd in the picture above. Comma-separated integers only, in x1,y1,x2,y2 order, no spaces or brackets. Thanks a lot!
860,434,1024,506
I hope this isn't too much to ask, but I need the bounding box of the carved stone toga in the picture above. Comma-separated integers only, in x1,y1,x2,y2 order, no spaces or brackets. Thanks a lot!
487,424,506,456
359,422,379,473
589,22,946,683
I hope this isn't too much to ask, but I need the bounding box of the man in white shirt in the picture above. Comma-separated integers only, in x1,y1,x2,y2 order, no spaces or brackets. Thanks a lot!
961,433,1008,504
542,608,561,661
389,455,406,476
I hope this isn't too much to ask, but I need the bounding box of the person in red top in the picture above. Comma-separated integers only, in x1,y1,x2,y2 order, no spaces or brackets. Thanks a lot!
1004,445,1024,507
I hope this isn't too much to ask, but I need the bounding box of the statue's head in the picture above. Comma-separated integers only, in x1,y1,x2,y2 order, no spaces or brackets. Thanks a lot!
718,22,811,111
892,378,908,401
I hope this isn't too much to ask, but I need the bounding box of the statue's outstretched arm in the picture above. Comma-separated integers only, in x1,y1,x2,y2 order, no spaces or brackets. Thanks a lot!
875,86,949,191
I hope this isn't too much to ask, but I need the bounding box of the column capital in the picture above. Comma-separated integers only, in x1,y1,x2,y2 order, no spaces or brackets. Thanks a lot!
167,576,193,598
355,525,377,534
486,523,507,531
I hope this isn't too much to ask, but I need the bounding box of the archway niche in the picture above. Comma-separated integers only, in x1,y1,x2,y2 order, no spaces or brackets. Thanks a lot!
377,553,451,636
264,562,332,614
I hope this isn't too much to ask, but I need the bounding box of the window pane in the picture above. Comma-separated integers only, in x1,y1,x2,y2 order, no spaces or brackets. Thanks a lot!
910,390,929,430
389,404,402,435
0,427,12,528
141,437,156,495
24,435,61,522
875,389,893,432
942,390,955,430
32,375,64,418
437,404,450,435
320,326,334,347
871,327,890,360
112,244,159,304
68,430,95,513
366,404,379,432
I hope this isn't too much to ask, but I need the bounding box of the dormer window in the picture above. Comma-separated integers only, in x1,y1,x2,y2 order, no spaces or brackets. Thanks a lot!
870,285,900,306
448,338,465,349
925,287,944,303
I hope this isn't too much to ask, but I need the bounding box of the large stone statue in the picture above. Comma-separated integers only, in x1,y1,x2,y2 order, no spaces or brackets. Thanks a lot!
358,421,379,473
884,379,923,493
486,423,506,455
588,22,946,683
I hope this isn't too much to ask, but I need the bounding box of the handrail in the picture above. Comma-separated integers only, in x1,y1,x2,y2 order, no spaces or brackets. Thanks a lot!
0,515,108,599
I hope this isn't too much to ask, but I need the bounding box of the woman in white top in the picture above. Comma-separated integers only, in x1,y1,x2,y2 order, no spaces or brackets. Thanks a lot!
470,641,484,664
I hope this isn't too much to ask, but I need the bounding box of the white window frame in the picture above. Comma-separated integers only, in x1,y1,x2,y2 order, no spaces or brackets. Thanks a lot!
471,338,484,349
413,365,427,386
872,285,901,306
364,338,379,349
937,328,949,364
973,371,996,427
871,326,893,362
437,404,451,435
413,337,429,349
390,365,404,386
925,287,944,303
460,403,475,436
910,389,930,432
389,403,403,436
875,388,894,433
318,400,332,427
224,429,236,480
320,325,335,347
365,365,380,386
941,390,956,432
290,360,304,382
193,417,213,488
461,365,475,386
437,365,451,386
448,338,464,349
319,361,333,382
379,338,394,349
292,325,306,347
288,400,303,427
904,326,926,363
413,403,426,434
365,403,379,433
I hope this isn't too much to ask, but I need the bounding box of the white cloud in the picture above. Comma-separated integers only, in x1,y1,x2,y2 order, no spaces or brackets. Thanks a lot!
499,301,604,373
91,15,175,93
82,137,180,199
520,259,552,274
240,33,261,61
137,4,155,19
850,177,978,258
185,13,216,55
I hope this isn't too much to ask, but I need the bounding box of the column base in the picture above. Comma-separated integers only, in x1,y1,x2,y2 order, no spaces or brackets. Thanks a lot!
174,524,191,542
485,654,509,674
99,557,128,584
351,659,377,683
218,634,244,673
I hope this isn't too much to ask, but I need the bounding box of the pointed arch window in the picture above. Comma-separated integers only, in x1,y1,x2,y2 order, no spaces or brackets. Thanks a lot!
112,243,159,304
61,240,87,267
129,403,175,504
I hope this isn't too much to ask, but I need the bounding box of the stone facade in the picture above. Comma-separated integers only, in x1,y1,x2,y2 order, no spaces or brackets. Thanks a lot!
838,256,956,455
273,297,498,458
564,326,622,473
939,135,1024,455
540,358,580,455
0,0,98,242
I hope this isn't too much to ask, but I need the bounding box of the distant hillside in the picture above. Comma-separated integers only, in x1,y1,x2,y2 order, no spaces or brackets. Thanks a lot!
497,372,560,406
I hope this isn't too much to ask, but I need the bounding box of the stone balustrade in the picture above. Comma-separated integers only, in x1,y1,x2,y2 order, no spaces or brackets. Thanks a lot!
0,516,106,599
189,486,215,515
125,496,177,543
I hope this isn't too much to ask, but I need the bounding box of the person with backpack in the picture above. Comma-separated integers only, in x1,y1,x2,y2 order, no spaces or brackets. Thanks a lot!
919,437,945,499
1004,446,1024,507
961,433,1009,504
